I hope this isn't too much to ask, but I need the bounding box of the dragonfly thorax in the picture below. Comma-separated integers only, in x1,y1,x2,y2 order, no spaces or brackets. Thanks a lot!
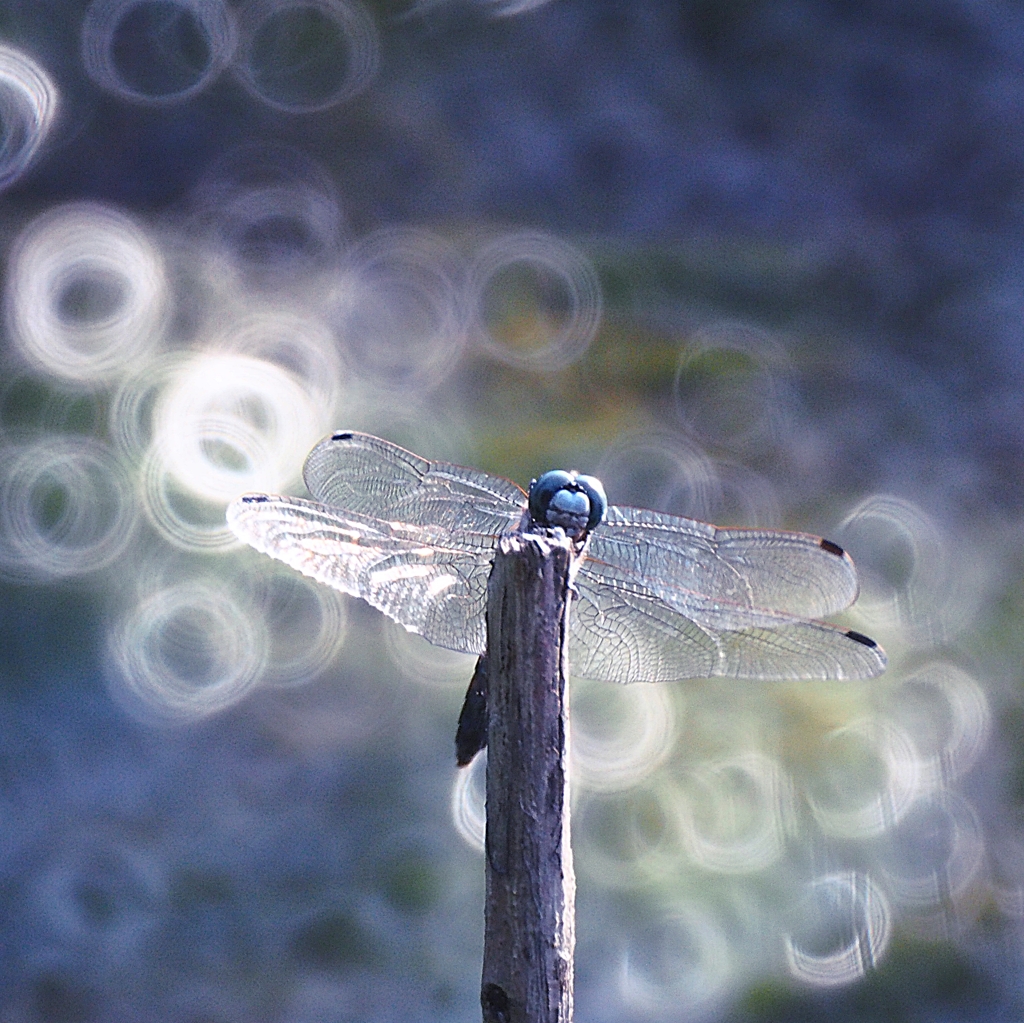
527,470,607,540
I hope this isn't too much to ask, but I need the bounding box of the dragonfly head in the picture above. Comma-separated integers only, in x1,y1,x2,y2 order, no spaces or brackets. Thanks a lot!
528,470,607,539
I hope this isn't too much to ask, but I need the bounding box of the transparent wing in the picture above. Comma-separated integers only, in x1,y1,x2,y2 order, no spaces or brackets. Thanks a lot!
302,431,527,539
570,559,886,683
227,493,502,654
234,431,883,683
587,505,859,620
570,575,720,683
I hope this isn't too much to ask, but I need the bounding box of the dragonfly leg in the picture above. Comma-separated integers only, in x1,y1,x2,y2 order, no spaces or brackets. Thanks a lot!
455,653,489,766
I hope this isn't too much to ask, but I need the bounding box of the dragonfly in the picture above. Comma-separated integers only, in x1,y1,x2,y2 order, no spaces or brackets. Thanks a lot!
227,431,886,763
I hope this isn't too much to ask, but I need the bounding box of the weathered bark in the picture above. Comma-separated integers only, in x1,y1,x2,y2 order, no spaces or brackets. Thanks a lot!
481,532,575,1023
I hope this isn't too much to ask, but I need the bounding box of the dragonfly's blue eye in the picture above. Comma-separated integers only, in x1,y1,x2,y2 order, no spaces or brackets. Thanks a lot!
528,469,606,538
576,474,607,531
529,471,574,523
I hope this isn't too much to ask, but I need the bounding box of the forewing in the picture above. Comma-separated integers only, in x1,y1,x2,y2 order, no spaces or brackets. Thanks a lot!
572,559,886,683
227,494,498,654
589,505,859,620
303,431,526,539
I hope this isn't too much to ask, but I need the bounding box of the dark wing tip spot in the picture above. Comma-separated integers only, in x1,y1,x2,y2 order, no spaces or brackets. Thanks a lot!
241,494,270,504
845,629,878,648
820,538,846,557
331,431,354,441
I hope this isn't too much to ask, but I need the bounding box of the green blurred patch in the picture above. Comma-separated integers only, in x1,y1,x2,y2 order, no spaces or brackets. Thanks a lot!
969,566,1024,671
0,377,107,436
291,909,377,969
464,236,825,489
36,481,68,531
586,319,681,386
739,936,995,1023
169,867,235,910
999,703,1024,807
467,322,680,486
377,847,442,915
481,260,574,356
475,410,630,490
677,345,760,384
596,240,819,324
247,4,352,109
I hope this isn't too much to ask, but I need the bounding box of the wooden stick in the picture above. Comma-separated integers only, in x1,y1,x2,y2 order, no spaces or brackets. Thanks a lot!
481,531,575,1023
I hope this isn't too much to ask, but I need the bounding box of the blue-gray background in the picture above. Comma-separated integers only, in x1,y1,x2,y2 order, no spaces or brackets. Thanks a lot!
0,0,1023,1020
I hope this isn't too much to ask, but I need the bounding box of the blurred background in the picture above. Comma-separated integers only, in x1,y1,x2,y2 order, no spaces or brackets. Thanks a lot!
0,0,1021,1019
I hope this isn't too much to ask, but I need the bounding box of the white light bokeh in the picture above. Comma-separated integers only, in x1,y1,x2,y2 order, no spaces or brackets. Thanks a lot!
410,0,557,16
484,0,558,15
109,352,194,461
151,351,328,502
673,322,795,455
838,494,950,645
81,0,238,105
326,399,478,467
875,791,985,921
784,872,891,987
5,203,168,386
138,443,240,551
804,718,922,840
0,44,58,191
619,904,733,1018
252,565,349,686
596,427,783,526
189,144,346,284
571,677,679,793
574,782,686,888
385,621,477,689
107,578,268,722
594,429,724,521
0,436,138,581
234,0,380,113
451,750,487,852
675,752,794,874
883,662,991,792
208,308,346,419
467,230,603,371
327,227,468,392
